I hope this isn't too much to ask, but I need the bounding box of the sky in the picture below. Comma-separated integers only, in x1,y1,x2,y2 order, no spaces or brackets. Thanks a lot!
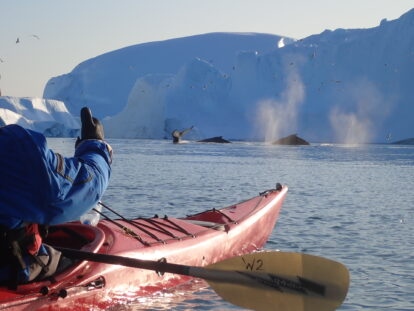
0,0,413,98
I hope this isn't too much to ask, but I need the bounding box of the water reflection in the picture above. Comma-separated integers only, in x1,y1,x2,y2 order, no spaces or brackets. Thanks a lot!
108,279,242,311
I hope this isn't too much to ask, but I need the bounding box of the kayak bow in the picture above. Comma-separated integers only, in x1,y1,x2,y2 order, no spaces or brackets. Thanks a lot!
1,185,289,310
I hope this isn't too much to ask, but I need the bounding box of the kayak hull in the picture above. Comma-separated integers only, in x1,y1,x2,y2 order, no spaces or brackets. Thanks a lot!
0,186,287,310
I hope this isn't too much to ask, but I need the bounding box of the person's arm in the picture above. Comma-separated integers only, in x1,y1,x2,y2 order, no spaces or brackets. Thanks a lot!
45,108,112,224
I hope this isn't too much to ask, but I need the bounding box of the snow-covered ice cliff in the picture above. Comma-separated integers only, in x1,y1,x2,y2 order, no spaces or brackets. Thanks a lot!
0,96,79,137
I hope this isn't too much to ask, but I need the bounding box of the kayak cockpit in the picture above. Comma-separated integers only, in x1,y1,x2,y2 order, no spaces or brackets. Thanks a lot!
46,223,105,253
44,223,106,281
0,223,106,296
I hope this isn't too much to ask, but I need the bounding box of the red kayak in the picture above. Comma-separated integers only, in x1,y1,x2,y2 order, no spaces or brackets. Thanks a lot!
0,185,287,311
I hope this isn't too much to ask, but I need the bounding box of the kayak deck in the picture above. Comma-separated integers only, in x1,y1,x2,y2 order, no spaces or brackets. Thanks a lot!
0,186,287,311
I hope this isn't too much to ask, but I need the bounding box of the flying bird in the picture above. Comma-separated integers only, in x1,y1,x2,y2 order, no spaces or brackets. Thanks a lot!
16,37,20,44
30,34,40,39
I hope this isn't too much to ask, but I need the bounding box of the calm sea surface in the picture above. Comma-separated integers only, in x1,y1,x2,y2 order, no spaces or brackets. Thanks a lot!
48,138,414,311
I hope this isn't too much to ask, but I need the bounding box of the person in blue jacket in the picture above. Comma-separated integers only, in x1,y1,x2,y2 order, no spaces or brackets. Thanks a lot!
0,107,112,286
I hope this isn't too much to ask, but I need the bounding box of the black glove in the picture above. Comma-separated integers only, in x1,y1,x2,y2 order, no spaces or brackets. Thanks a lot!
75,107,104,147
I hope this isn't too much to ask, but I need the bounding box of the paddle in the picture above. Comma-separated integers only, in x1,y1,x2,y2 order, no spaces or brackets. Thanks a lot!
57,247,349,311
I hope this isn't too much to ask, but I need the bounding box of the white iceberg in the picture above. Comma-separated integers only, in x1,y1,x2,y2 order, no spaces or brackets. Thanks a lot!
0,97,80,137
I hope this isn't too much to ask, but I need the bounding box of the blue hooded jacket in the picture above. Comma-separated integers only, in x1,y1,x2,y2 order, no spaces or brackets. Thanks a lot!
0,124,112,229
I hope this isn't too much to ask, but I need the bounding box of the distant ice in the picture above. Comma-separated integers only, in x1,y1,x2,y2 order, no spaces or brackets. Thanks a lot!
0,97,79,137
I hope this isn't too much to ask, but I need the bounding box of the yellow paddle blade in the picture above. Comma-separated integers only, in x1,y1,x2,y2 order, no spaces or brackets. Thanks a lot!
205,252,350,311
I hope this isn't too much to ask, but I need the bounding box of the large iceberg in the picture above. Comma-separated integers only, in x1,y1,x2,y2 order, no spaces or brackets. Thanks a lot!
44,32,288,119
44,10,414,143
0,97,79,137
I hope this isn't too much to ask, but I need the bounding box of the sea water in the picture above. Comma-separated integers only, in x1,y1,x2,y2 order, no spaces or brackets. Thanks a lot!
48,138,414,310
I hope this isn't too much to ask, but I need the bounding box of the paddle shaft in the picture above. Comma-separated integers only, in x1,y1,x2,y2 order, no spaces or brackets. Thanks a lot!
57,247,328,293
57,247,252,284
57,247,191,276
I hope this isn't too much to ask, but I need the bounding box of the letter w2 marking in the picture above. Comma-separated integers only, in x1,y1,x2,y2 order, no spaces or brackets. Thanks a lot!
241,257,264,271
